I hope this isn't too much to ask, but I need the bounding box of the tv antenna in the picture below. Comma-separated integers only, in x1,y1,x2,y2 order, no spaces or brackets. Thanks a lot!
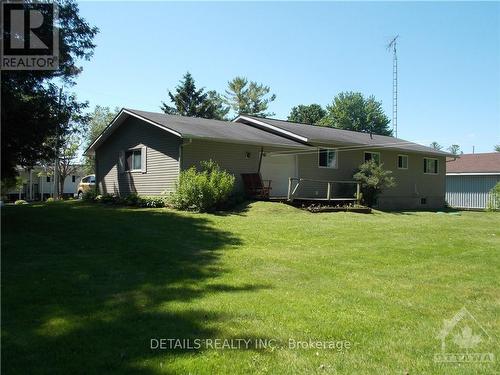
387,35,399,138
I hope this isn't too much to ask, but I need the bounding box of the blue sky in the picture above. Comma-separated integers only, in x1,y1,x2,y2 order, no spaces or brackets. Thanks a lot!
73,1,500,153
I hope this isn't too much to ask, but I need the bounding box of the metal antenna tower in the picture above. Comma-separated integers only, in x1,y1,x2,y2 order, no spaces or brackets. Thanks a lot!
387,35,399,138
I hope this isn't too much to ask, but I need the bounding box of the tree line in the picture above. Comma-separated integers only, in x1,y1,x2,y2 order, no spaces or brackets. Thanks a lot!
159,72,393,136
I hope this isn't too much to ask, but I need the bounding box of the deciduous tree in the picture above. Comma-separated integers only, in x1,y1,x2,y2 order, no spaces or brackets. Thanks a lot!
319,92,392,136
83,106,120,174
57,136,80,196
1,0,98,180
287,104,326,125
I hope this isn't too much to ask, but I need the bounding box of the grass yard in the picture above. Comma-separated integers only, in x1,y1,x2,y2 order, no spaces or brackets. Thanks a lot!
2,201,499,374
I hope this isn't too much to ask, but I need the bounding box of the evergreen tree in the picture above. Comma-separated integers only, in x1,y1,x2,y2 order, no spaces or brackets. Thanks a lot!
447,144,463,155
207,90,230,121
225,77,276,117
430,142,443,151
161,72,227,120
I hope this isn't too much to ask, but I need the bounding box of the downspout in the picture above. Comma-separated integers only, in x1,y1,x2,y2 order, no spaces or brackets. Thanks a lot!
178,143,183,174
176,139,190,192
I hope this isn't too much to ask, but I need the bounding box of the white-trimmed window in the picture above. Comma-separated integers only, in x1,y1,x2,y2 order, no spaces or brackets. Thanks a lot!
424,158,438,174
364,151,380,165
125,149,142,171
318,148,337,168
397,154,408,169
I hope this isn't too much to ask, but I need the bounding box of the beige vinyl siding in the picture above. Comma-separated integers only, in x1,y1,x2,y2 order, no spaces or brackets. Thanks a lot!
295,146,446,209
181,139,261,191
95,117,180,196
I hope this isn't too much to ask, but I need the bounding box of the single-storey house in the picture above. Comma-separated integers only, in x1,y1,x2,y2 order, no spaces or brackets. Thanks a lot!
446,152,500,209
85,108,451,209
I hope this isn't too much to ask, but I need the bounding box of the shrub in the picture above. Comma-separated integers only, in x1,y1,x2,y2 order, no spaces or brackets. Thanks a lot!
486,182,500,211
46,197,55,203
99,193,119,204
353,160,396,207
123,193,141,206
82,189,99,201
139,196,166,208
14,199,28,205
169,160,235,212
86,191,166,208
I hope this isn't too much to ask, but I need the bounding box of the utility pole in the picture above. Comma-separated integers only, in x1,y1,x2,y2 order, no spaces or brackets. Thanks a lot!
387,35,399,138
53,87,63,199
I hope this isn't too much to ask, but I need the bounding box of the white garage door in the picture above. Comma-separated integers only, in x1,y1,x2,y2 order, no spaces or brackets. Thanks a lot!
260,153,297,197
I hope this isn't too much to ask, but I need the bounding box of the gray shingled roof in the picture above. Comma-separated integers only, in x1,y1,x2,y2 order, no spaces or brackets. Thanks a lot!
236,115,451,156
87,108,451,157
87,109,309,154
128,109,312,148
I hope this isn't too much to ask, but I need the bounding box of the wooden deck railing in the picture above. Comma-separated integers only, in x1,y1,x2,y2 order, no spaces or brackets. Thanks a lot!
287,177,361,204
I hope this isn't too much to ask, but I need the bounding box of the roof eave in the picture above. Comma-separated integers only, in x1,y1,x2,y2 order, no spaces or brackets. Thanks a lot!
304,139,453,156
84,108,183,155
235,116,454,157
182,134,312,149
234,115,310,143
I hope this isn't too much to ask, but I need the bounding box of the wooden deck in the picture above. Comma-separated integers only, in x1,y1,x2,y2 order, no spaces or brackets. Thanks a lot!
287,177,361,204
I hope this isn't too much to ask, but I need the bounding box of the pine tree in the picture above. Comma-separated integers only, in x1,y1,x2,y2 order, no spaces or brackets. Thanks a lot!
225,77,276,117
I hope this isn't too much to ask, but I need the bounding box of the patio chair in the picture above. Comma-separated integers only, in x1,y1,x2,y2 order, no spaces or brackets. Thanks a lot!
241,173,272,200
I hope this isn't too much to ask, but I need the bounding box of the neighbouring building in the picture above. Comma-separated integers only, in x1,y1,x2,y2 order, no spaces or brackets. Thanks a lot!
446,152,500,209
5,165,86,201
86,108,452,210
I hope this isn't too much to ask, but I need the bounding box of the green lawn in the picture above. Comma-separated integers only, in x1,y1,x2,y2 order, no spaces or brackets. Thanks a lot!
2,201,499,374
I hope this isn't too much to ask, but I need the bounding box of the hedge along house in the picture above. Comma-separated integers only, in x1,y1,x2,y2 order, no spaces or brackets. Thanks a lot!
85,108,451,209
446,153,500,209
